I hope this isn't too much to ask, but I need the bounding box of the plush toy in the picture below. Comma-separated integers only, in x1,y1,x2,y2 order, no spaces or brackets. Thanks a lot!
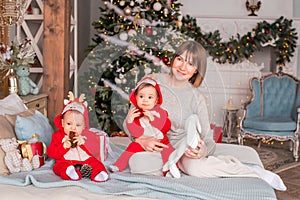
16,65,39,96
0,138,40,173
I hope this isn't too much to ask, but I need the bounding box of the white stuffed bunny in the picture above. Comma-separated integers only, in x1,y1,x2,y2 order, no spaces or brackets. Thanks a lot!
0,138,40,173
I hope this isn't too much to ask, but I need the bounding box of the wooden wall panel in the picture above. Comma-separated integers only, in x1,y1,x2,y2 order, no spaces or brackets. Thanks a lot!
0,26,8,44
42,0,70,125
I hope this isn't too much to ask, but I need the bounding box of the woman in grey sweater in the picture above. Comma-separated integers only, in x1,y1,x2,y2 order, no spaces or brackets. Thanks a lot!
125,40,286,191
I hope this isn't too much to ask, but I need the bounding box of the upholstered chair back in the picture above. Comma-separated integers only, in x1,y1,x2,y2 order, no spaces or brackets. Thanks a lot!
262,76,296,118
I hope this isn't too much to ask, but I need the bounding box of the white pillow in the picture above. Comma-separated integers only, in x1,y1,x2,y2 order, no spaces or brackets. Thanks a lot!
0,94,27,115
15,110,54,147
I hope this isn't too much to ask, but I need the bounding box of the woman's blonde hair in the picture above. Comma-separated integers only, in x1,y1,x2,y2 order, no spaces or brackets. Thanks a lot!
170,40,207,87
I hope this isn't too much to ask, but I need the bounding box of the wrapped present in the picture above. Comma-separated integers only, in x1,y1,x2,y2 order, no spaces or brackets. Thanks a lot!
210,124,223,143
214,126,223,143
18,134,46,166
82,128,109,162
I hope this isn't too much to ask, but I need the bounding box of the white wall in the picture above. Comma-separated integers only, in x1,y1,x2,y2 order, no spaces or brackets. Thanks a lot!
179,0,293,18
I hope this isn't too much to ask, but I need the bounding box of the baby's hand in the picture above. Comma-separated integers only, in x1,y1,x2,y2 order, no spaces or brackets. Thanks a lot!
127,107,141,123
63,141,71,149
74,135,85,146
143,110,154,121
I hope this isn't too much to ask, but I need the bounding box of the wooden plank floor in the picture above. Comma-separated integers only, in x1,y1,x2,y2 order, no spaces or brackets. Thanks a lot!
275,164,300,200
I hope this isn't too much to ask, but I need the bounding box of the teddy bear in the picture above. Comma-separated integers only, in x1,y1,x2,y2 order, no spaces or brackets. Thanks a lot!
16,65,39,96
0,138,40,173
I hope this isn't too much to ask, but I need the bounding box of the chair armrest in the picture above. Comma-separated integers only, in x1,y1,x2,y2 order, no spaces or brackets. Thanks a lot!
241,100,252,110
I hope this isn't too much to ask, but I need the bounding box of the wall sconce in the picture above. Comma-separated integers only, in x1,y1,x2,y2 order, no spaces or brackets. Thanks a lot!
246,0,262,16
0,0,27,26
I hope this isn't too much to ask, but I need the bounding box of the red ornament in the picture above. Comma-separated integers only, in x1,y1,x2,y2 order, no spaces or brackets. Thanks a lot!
251,37,255,41
146,28,152,35
162,56,169,64
265,29,270,35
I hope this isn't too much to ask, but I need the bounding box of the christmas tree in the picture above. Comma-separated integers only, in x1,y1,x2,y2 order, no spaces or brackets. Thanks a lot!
79,0,297,134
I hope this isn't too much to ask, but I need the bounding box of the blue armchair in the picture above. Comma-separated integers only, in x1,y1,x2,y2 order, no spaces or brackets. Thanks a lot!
239,72,299,161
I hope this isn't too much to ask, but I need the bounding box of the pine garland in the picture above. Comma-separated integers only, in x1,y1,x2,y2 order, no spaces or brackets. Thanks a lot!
179,15,298,67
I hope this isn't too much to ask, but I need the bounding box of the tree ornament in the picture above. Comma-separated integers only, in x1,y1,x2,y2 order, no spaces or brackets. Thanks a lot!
163,8,169,16
133,13,140,29
162,56,169,64
153,2,162,11
177,21,182,28
130,0,134,7
121,77,127,84
146,28,152,35
130,66,140,84
119,32,128,40
119,0,125,6
124,6,132,16
115,77,122,84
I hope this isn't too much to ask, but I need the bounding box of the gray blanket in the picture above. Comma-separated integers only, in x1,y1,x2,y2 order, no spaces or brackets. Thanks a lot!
0,144,276,200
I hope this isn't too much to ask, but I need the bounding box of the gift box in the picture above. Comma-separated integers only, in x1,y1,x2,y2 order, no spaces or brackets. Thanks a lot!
82,128,108,162
19,141,45,166
210,124,223,143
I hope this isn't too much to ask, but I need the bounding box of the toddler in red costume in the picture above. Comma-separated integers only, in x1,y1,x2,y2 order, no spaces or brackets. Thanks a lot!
109,77,180,177
47,92,108,182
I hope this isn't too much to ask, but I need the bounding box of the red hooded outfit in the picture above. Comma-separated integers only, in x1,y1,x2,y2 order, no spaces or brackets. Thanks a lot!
112,77,174,171
47,93,107,181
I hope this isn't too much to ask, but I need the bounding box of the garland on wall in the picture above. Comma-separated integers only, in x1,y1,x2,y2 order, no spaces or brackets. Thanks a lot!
81,0,298,133
182,16,298,67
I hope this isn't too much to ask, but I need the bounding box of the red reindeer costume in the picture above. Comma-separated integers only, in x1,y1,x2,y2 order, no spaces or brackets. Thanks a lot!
47,92,108,182
111,77,174,172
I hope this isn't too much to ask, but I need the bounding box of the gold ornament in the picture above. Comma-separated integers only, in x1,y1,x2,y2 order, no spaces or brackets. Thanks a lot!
177,21,182,28
133,13,140,29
